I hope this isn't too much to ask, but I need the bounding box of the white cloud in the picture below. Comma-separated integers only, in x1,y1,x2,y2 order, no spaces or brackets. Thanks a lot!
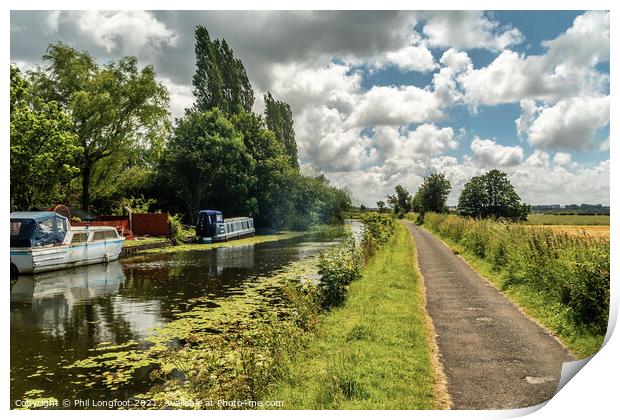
373,34,438,73
71,11,177,55
515,99,538,137
422,11,523,51
526,96,609,150
458,11,609,106
600,137,610,151
159,77,194,120
470,137,524,167
525,150,550,167
347,85,444,127
45,11,61,34
553,152,572,166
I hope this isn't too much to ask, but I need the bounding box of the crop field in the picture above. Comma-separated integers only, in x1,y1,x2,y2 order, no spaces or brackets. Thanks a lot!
542,225,610,239
527,213,610,226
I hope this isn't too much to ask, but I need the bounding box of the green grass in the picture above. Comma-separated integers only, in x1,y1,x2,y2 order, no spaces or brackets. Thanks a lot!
135,231,306,255
268,223,438,409
527,213,610,225
122,237,169,248
427,230,605,358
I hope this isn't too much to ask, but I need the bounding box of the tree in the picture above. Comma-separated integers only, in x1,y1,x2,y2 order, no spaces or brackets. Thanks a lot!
10,65,82,210
415,172,452,214
376,200,387,213
193,26,254,115
264,92,299,169
458,169,530,221
387,184,413,216
31,43,170,211
231,111,296,229
160,108,255,223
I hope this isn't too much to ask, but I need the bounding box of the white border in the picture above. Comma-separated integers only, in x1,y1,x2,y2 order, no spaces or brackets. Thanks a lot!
4,2,617,419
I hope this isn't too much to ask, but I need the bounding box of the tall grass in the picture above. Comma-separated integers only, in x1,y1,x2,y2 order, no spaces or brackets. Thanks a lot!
423,212,610,356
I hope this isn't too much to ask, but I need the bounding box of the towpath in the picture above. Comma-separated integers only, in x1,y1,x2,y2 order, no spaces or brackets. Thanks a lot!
405,222,573,409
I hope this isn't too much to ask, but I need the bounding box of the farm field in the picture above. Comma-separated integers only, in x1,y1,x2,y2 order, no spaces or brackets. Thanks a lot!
541,225,610,239
527,213,610,226
526,213,610,238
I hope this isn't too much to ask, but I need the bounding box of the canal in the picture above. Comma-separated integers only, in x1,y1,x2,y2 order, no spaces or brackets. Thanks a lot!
10,226,360,407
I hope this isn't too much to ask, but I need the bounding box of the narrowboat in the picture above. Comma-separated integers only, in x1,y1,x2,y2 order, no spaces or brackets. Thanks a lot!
195,210,255,243
10,211,125,276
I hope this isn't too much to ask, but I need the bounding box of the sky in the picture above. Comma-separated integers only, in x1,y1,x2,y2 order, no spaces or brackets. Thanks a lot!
10,10,610,206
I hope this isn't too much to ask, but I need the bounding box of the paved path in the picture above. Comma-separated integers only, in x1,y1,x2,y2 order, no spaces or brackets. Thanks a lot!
405,222,573,409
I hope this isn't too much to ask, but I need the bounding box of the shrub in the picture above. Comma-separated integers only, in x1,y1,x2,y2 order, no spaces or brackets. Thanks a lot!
317,213,396,309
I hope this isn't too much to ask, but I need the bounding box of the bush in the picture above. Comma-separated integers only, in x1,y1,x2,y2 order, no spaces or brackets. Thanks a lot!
317,213,396,309
318,237,361,309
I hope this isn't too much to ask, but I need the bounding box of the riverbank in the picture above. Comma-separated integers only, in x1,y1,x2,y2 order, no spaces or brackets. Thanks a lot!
123,231,306,257
268,223,444,409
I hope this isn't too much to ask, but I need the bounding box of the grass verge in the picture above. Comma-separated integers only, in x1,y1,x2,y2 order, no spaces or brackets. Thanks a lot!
268,223,441,409
133,231,306,255
425,228,604,358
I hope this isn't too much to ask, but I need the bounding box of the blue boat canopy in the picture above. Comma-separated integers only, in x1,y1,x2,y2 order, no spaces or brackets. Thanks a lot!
10,211,69,247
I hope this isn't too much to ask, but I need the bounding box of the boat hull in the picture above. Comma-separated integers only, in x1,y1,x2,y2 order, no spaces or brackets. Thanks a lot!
10,239,124,275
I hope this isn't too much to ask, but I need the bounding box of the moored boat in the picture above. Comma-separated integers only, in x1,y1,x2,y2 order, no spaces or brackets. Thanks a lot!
10,211,125,276
195,210,255,243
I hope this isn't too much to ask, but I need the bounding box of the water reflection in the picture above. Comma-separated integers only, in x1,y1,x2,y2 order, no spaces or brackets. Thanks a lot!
11,232,342,405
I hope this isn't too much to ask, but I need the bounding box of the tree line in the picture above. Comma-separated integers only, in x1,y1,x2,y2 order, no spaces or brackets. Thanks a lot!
10,26,352,230
380,169,530,222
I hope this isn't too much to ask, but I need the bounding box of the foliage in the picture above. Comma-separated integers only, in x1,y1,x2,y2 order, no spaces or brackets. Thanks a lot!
192,26,254,115
231,111,295,229
159,108,256,223
317,237,361,309
457,169,529,222
317,213,395,309
119,195,158,214
10,65,82,210
264,92,299,168
386,185,413,217
376,200,387,213
30,43,170,211
412,172,451,214
167,214,190,245
423,212,610,344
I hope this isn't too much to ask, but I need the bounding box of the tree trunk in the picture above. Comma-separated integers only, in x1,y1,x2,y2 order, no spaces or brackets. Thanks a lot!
81,163,91,212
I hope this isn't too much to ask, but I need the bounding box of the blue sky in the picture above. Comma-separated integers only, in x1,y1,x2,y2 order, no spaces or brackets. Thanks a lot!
10,10,610,205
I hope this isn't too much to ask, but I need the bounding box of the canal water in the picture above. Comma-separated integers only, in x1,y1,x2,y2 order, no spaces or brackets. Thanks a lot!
10,225,361,407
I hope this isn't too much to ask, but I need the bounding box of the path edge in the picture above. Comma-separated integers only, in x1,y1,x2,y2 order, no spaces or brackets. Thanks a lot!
419,224,579,361
403,221,453,409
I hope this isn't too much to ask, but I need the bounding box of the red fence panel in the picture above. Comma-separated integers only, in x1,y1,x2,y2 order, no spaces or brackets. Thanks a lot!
131,213,169,237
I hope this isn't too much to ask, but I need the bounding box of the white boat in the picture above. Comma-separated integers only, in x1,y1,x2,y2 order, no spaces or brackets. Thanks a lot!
10,211,125,276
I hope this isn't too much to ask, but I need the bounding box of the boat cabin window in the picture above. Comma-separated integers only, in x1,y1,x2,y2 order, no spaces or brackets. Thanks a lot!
10,220,23,236
92,231,106,241
104,230,118,240
71,232,89,244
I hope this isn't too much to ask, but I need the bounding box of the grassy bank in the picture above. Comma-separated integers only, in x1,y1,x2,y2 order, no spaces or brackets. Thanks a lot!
268,223,441,409
132,231,306,255
422,213,609,358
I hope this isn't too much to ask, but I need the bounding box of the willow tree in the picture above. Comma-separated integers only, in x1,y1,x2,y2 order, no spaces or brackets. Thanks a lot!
30,43,170,211
10,65,81,210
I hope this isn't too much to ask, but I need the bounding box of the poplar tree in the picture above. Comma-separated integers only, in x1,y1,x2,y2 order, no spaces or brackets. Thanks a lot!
192,26,254,115
264,92,299,169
